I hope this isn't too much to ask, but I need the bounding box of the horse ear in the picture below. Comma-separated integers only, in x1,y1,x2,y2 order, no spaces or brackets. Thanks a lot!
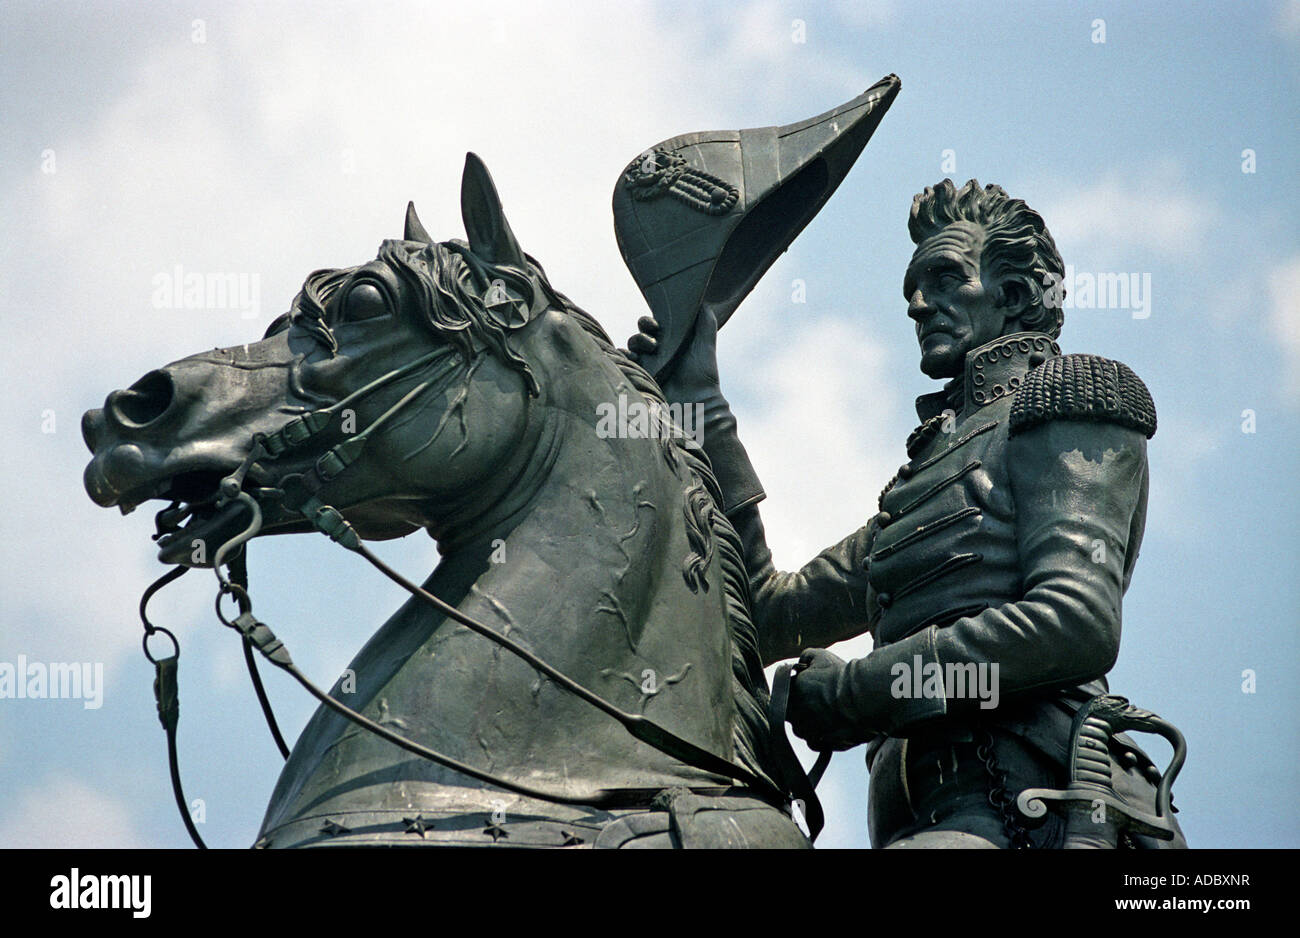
404,201,431,242
460,152,526,268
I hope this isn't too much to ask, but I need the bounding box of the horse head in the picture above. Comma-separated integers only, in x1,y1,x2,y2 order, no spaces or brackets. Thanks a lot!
83,154,575,564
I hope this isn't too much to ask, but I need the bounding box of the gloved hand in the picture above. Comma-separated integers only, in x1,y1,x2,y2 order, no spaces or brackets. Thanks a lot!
788,648,878,752
625,310,764,514
625,310,723,413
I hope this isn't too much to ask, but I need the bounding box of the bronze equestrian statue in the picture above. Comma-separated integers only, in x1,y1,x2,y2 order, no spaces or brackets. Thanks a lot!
83,72,1185,847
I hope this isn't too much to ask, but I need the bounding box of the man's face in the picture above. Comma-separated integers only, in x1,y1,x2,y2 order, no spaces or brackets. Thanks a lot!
903,221,1008,379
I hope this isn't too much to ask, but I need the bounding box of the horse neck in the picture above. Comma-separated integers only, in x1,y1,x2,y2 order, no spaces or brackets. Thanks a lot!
423,330,737,745
435,336,691,620
257,326,762,830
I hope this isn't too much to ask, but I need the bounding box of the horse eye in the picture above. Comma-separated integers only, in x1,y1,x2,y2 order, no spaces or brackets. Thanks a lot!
344,282,389,321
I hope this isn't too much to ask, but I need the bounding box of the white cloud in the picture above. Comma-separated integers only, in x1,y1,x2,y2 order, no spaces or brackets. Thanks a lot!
731,314,900,573
1040,162,1215,265
0,776,151,848
1142,410,1225,544
1278,0,1300,38
728,299,900,670
1267,255,1300,403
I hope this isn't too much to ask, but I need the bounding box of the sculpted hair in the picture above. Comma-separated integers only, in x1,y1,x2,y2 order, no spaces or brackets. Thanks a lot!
909,179,1065,338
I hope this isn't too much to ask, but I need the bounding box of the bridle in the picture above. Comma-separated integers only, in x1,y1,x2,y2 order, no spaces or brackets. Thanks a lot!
137,344,829,848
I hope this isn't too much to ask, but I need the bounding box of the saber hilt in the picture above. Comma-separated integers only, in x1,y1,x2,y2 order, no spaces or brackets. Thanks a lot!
1015,694,1185,847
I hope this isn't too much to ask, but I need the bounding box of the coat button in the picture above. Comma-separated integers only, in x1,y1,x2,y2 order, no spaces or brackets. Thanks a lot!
877,592,892,608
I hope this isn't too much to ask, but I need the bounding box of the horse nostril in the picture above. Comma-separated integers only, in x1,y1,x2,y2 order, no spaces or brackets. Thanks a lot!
107,370,175,429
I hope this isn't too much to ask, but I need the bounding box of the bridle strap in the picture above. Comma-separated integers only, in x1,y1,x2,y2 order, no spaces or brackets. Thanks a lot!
221,599,649,806
768,663,832,841
139,566,206,849
228,550,291,760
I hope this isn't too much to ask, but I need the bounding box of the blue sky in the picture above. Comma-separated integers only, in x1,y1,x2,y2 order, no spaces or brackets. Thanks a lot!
1,0,1296,848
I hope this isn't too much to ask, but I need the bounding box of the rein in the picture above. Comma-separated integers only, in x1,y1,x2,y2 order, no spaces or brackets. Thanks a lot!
138,349,826,847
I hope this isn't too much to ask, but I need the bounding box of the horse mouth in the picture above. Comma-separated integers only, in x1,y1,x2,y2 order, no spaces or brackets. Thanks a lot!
149,467,245,563
87,456,272,566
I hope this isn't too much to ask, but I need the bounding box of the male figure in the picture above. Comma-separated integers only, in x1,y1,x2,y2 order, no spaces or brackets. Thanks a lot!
629,179,1183,848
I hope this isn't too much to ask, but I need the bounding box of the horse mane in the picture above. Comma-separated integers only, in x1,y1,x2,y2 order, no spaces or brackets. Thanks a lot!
287,239,779,788
547,290,778,788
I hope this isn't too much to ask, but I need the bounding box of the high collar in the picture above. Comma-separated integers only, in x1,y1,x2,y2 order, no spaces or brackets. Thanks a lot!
914,331,1061,423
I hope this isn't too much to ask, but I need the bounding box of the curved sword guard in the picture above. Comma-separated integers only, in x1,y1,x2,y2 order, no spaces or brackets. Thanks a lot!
1016,694,1186,842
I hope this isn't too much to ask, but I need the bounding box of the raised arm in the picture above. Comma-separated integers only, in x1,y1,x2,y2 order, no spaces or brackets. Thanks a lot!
627,311,876,665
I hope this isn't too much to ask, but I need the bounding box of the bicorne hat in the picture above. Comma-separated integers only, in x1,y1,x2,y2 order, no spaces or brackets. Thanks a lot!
613,74,901,378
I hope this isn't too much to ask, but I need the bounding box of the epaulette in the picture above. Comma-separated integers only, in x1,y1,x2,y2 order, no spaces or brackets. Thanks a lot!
1009,354,1156,439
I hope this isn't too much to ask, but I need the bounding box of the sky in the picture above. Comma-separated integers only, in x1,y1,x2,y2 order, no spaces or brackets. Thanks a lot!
0,0,1297,849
